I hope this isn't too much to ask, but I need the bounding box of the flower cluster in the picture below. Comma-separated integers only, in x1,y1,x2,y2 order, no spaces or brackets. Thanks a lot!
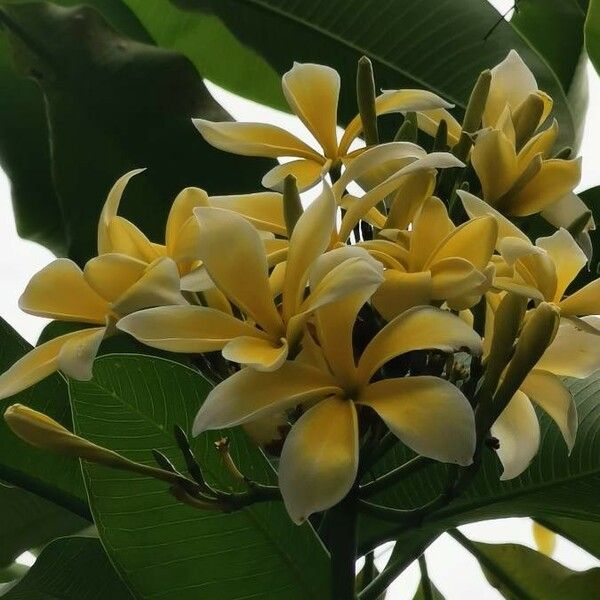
2,51,599,525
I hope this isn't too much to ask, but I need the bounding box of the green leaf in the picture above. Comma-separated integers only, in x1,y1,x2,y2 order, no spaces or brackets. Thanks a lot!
122,0,285,110
0,317,88,517
359,372,600,550
69,354,330,600
536,516,600,558
451,531,600,599
0,484,87,568
0,2,271,264
1,536,133,599
177,0,579,147
0,563,27,584
586,0,600,75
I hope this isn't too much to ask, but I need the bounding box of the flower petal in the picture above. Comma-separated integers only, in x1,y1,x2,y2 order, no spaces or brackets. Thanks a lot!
430,257,487,300
192,119,320,160
192,361,341,435
358,306,482,383
19,259,109,323
358,377,475,465
222,336,288,372
282,62,340,158
261,159,326,192
194,207,283,336
166,187,209,254
371,270,432,321
560,278,600,316
541,192,594,232
385,170,436,230
98,169,145,254
536,229,586,300
471,129,518,202
0,327,105,399
521,370,577,451
279,396,358,524
104,217,160,262
117,305,261,352
491,390,540,480
416,108,462,146
410,197,454,271
458,190,530,245
83,253,147,302
210,191,286,236
57,327,106,380
282,184,336,320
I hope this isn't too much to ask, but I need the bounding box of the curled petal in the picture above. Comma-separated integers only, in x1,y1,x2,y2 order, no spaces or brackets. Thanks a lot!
282,62,340,158
261,159,327,192
192,361,341,435
279,396,358,524
84,254,147,303
19,259,109,324
193,119,320,161
358,306,482,383
0,327,106,399
430,257,488,300
104,217,160,262
357,377,475,466
222,336,288,372
371,270,432,321
542,192,594,233
491,390,540,480
117,305,262,353
166,187,209,254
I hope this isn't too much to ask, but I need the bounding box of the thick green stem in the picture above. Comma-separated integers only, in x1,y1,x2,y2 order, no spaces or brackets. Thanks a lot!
329,492,358,600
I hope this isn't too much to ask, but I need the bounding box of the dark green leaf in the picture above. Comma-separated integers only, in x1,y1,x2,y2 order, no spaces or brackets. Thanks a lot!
0,484,86,568
1,2,271,264
0,317,88,517
0,563,27,584
359,373,600,550
1,536,132,599
586,0,600,75
452,532,600,600
536,516,600,558
69,354,330,600
177,0,579,147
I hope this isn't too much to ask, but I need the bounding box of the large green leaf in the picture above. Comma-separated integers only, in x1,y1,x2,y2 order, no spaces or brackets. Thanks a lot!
1,536,132,599
0,2,271,264
452,533,600,599
586,0,600,75
176,0,580,147
536,516,600,558
359,373,600,550
69,354,330,600
0,484,87,568
0,317,88,516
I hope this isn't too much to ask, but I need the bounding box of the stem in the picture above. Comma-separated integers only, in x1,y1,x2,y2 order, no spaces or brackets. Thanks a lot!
418,555,434,600
329,492,358,600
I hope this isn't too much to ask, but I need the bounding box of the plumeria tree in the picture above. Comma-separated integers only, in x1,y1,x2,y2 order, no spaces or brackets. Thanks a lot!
0,1,599,599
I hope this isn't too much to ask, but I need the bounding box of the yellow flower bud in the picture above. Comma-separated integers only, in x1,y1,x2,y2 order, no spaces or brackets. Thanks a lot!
512,92,546,150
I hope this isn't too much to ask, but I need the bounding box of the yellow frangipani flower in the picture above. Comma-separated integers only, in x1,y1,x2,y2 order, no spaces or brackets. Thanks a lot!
367,196,497,320
193,272,481,523
193,62,455,191
461,191,600,320
0,254,186,399
118,184,385,372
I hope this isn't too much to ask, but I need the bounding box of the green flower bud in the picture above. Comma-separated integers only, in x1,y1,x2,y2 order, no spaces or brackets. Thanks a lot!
283,174,303,238
356,56,379,146
512,92,546,151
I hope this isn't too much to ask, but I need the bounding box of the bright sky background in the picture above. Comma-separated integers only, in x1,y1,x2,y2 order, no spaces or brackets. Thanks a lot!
1,0,599,595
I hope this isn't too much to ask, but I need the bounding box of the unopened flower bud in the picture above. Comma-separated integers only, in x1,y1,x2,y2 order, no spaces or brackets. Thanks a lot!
356,56,379,146
512,92,547,150
283,175,303,238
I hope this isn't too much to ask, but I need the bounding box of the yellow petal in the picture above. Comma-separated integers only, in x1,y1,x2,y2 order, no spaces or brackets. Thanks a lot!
471,129,518,202
110,257,187,316
505,158,582,217
194,207,283,336
542,192,594,232
385,170,436,230
416,108,462,146
222,336,288,372
278,396,358,524
339,89,454,154
192,119,321,161
536,229,586,300
0,327,106,399
430,257,488,300
282,62,340,158
57,327,107,380
521,370,577,451
458,190,530,245
357,376,475,465
97,168,145,254
358,306,482,383
484,50,539,128
371,270,432,321
410,197,454,271
491,390,540,480
282,184,336,321
532,522,557,557
536,317,600,377
518,120,558,165
559,278,600,316
261,159,326,192
179,265,213,292
83,253,147,303
165,187,209,253
117,305,262,352
210,191,286,236
19,259,109,323
192,362,341,435
104,216,161,263
168,217,202,264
